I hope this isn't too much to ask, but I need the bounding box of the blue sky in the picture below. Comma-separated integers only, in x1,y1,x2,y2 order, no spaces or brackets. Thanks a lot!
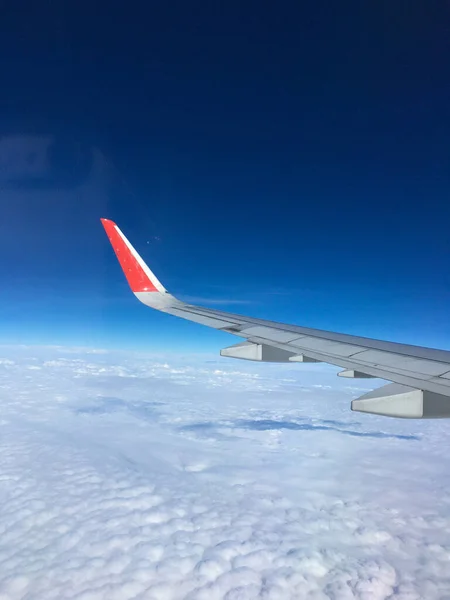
1,1,450,352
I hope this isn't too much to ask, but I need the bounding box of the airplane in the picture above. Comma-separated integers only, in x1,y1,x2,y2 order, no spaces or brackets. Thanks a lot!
101,218,450,419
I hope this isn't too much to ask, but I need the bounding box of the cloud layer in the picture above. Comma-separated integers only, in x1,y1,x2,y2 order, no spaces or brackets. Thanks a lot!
0,346,449,599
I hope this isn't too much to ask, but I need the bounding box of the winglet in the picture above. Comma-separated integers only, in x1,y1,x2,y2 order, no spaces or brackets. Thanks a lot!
101,218,166,293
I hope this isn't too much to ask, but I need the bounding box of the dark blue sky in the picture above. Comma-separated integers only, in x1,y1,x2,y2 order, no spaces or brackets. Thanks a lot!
1,1,450,351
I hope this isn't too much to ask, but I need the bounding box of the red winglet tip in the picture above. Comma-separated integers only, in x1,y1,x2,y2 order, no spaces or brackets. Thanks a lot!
100,218,116,230
101,218,158,293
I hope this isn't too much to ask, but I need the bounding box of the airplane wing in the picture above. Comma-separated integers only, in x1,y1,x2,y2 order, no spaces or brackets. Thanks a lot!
101,218,450,419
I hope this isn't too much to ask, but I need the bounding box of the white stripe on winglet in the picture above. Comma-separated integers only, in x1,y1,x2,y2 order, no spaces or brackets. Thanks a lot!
114,224,167,293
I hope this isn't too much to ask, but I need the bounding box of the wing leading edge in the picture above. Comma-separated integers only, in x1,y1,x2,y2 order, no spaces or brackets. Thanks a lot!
101,219,450,419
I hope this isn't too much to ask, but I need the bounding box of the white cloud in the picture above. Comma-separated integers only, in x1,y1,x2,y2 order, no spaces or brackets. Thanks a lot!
0,346,449,599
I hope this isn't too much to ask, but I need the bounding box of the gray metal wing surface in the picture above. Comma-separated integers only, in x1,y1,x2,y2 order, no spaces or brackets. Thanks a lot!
101,218,450,419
